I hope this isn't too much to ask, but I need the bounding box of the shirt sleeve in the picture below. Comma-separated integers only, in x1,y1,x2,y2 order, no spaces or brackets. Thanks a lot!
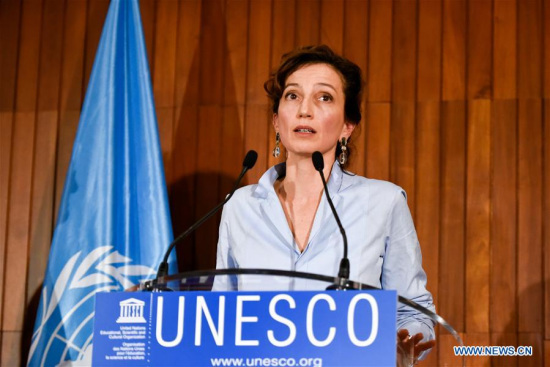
381,188,436,358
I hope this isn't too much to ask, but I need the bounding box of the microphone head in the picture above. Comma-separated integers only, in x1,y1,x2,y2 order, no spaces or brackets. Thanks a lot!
312,151,324,171
243,150,258,169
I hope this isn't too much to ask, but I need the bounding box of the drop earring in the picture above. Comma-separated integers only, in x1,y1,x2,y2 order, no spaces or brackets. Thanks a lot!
339,137,348,165
272,132,281,158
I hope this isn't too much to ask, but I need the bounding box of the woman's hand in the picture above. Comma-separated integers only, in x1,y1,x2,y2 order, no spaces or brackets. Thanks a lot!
396,329,436,366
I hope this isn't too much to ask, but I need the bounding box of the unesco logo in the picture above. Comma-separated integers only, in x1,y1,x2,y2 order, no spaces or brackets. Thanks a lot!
116,298,146,323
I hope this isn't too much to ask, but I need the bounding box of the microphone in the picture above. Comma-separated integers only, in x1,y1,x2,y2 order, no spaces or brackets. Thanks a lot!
155,150,258,280
312,151,351,289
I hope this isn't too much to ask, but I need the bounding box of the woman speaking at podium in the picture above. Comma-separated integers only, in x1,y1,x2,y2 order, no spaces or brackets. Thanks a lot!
215,45,436,363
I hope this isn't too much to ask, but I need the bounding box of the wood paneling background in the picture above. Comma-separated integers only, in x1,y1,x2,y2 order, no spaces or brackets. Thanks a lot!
0,0,548,365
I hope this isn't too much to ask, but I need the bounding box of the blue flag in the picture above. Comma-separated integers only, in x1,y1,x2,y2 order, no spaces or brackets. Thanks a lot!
28,1,176,365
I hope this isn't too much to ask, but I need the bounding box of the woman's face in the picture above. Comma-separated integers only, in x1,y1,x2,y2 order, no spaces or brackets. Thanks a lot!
273,63,354,160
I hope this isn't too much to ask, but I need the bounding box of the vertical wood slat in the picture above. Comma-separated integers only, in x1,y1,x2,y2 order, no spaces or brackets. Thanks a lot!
467,0,492,99
517,99,543,333
244,0,272,183
493,0,517,99
415,8,442,363
367,0,392,102
442,0,466,101
320,0,344,54
153,0,179,186
491,100,518,333
517,0,543,99
545,0,550,98
3,0,44,338
54,0,88,218
392,0,417,102
417,0,442,102
170,0,202,258
0,0,22,339
2,1,44,364
268,0,296,170
270,0,296,70
139,0,156,71
220,0,248,193
0,332,22,367
545,100,550,341
465,100,491,333
390,0,417,213
414,101,440,327
294,0,320,47
170,0,202,267
26,0,66,322
390,102,416,212
83,0,109,90
365,103,390,181
343,0,368,176
439,101,466,334
194,0,226,269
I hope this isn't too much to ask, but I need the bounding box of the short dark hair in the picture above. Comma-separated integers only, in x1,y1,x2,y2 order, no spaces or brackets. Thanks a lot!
264,45,364,168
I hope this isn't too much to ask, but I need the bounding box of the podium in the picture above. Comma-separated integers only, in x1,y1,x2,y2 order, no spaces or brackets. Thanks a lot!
92,269,458,366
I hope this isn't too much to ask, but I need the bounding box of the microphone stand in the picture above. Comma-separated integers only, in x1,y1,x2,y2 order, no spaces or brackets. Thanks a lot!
312,151,353,290
154,150,258,284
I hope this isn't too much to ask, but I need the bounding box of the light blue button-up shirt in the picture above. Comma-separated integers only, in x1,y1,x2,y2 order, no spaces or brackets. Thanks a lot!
215,161,435,342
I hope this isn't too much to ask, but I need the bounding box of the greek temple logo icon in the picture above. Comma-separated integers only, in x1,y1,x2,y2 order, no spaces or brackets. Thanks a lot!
116,298,146,323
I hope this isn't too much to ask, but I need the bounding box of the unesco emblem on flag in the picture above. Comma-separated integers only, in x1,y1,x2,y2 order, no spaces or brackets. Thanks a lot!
28,246,156,366
116,298,146,323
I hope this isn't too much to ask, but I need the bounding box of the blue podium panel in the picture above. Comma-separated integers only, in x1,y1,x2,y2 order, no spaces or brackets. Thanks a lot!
93,291,396,367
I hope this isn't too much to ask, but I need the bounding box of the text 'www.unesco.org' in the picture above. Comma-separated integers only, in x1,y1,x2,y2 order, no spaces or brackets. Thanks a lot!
211,357,323,367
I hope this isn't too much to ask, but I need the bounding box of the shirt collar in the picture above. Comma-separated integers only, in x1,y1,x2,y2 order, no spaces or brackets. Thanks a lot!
254,160,344,199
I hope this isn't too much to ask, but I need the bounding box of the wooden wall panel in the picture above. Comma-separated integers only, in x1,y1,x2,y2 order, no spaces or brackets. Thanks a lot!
493,0,516,99
54,0,87,218
442,0,466,101
343,0,367,176
295,0,320,46
26,0,65,327
1,0,548,365
83,0,110,90
439,101,466,333
268,0,295,170
140,0,156,66
465,100,491,333
3,2,43,354
415,101,440,309
545,99,550,343
545,0,550,98
517,99,543,334
220,0,248,192
417,0,441,102
367,0,392,102
365,103,390,181
170,0,202,271
467,0,492,99
391,0,417,212
194,0,226,270
0,0,22,337
320,0,344,53
153,0,179,186
518,0,543,99
244,0,271,184
491,100,518,334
